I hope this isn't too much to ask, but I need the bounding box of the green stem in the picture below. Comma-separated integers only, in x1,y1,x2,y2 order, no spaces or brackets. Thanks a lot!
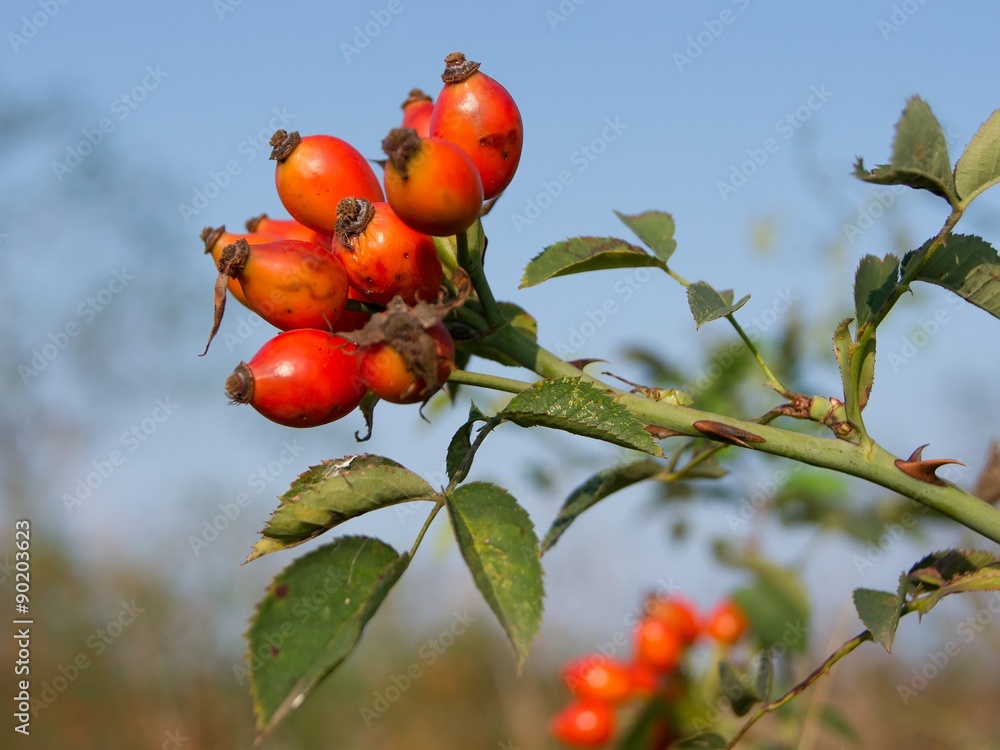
658,260,790,401
665,266,691,287
724,630,873,749
409,500,444,558
726,314,791,397
447,368,532,395
485,323,1000,545
482,324,608,385
457,228,504,329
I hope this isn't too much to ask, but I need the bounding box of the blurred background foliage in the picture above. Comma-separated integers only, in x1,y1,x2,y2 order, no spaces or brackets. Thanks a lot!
3,18,1000,747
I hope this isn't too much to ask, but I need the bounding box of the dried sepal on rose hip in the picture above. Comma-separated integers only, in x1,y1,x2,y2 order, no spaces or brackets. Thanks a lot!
201,225,280,308
430,51,523,199
201,237,349,355
342,297,457,405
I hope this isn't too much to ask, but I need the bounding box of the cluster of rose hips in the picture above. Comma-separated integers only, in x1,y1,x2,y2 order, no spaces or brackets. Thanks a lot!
200,52,522,427
550,596,749,747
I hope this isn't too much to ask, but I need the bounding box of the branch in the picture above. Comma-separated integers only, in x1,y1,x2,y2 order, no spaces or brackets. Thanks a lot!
483,323,1000,545
723,630,873,748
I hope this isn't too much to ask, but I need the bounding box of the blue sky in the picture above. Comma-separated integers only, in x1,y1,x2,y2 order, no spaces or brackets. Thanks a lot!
4,0,1000,661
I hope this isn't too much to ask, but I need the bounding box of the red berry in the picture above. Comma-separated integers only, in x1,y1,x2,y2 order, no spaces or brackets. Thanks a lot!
646,595,700,645
356,320,454,404
270,130,383,233
381,127,483,237
429,51,523,199
703,600,749,645
561,655,634,704
550,701,614,747
634,616,684,673
400,88,434,138
245,213,332,249
225,329,366,428
332,198,443,306
627,662,660,697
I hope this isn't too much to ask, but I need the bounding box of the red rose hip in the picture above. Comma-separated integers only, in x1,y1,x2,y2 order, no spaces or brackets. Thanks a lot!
333,197,443,305
270,130,383,233
429,51,523,199
381,127,483,237
400,88,434,138
225,329,366,427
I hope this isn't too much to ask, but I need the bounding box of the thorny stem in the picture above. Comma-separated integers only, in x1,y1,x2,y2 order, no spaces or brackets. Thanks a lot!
723,630,873,749
664,411,781,481
480,322,1000,545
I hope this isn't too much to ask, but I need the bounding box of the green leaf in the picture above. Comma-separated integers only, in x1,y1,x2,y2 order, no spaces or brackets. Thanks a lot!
687,281,751,329
542,459,663,553
465,216,487,263
614,210,677,264
751,649,774,703
832,318,852,383
853,253,899,331
447,483,544,670
855,333,877,413
520,236,662,288
908,234,1000,320
499,377,664,457
853,586,904,652
718,660,763,716
907,548,1000,615
832,318,876,434
446,403,491,484
853,96,957,205
955,109,1000,205
460,301,538,367
248,455,436,562
247,536,407,739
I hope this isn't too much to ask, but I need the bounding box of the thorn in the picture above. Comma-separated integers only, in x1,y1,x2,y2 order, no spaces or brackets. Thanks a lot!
644,425,681,440
569,358,608,370
692,420,765,448
894,444,964,487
